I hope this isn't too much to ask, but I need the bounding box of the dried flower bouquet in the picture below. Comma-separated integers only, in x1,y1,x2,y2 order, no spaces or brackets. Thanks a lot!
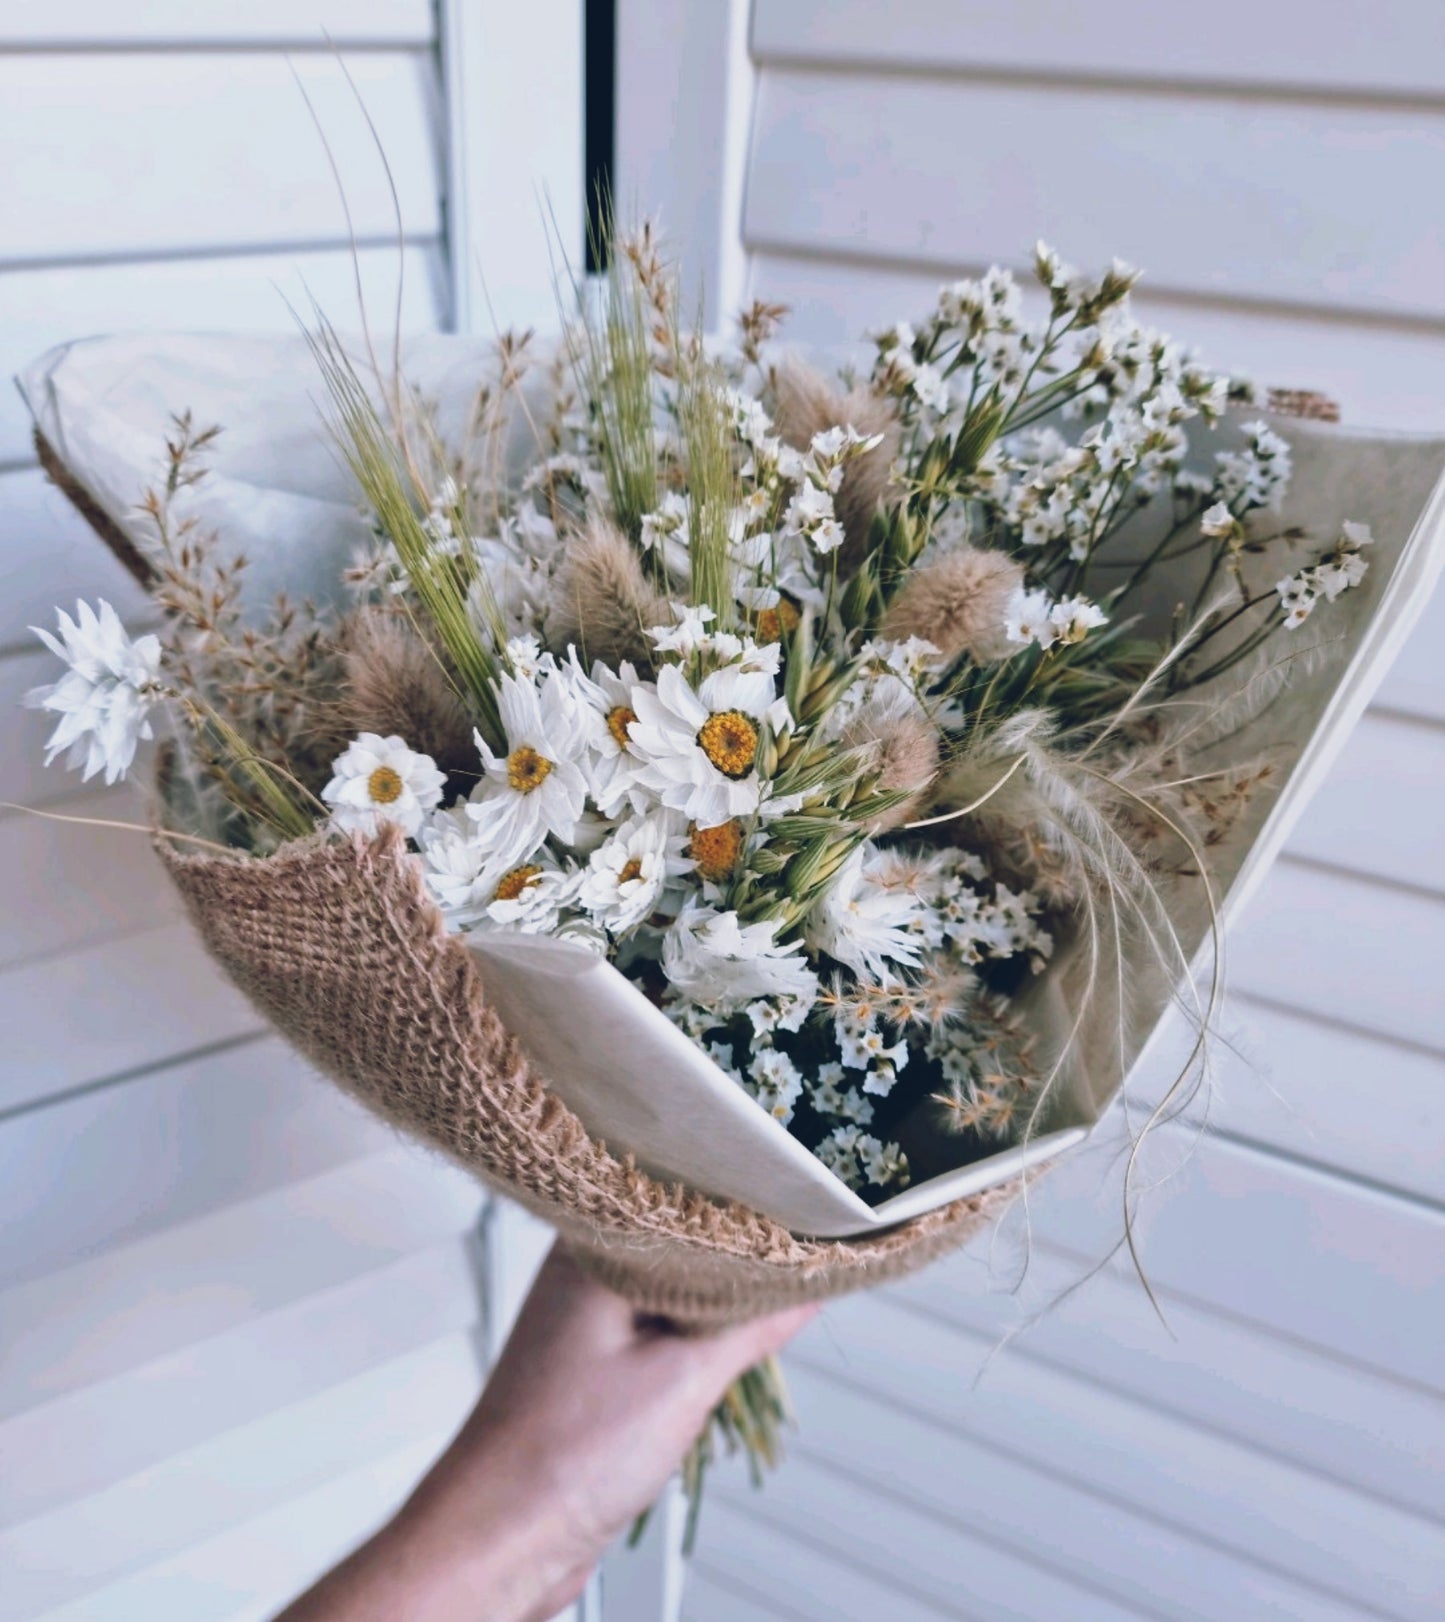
20,229,1445,1532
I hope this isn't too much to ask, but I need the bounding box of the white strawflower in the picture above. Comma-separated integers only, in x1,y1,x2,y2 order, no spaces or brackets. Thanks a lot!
578,809,689,935
27,599,165,785
662,899,819,1015
322,732,446,838
416,802,498,927
806,843,927,981
627,661,790,826
468,668,590,870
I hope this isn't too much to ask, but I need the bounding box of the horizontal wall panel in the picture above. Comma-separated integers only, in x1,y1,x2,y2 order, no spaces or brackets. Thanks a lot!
776,1361,1375,1621
1,1330,480,1622
1279,712,1445,893
1,53,440,265
0,241,444,464
1,2,434,48
893,1240,1445,1522
0,1148,482,1418
1376,582,1445,721
752,1,1445,100
0,785,180,971
1028,1119,1445,1392
43,1431,450,1622
1233,859,1445,1051
747,72,1445,322
684,1570,799,1622
712,1442,1157,1622
0,1240,476,1523
0,1036,393,1292
750,250,1445,433
799,1295,1443,1617
0,919,261,1115
0,466,153,656
1213,997,1445,1208
691,1497,957,1622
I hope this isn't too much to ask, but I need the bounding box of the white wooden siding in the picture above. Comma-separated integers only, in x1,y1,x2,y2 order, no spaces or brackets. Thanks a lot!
620,3,1445,1616
0,10,503,1619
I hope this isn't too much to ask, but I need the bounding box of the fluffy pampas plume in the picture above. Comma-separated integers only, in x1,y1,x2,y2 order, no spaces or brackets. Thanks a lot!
550,517,672,671
841,683,940,832
771,356,900,563
333,607,477,781
882,546,1025,665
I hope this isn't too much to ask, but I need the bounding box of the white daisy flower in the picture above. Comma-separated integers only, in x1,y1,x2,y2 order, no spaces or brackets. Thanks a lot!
662,898,819,1015
467,669,590,870
557,654,650,816
26,599,165,785
578,809,689,935
806,843,927,981
480,850,581,935
322,733,446,838
628,661,790,826
416,802,498,928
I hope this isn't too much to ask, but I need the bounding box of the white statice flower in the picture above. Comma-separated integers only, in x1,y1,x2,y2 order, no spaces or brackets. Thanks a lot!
856,1135,910,1189
806,843,928,980
468,668,590,870
835,1009,910,1075
27,599,166,785
808,1062,875,1125
578,809,689,935
639,491,691,580
1048,594,1108,646
748,1046,805,1126
322,733,446,838
1275,520,1372,629
782,478,844,555
646,602,736,661
1199,501,1242,542
627,661,790,826
662,899,819,1016
1214,421,1292,511
1004,586,1060,651
813,1124,866,1187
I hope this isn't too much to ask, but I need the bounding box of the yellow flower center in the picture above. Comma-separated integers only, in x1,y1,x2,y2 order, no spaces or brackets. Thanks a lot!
367,765,405,805
687,819,743,882
618,857,644,885
696,710,758,780
506,746,553,794
606,704,637,749
756,599,801,646
494,863,543,902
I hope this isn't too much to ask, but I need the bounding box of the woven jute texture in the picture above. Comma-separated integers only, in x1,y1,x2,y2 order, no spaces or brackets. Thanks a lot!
157,827,1016,1328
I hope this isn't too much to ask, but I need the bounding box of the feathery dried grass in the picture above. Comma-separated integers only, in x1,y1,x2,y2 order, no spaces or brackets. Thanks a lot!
329,606,477,781
550,517,672,671
840,695,939,833
882,546,1025,665
770,355,900,564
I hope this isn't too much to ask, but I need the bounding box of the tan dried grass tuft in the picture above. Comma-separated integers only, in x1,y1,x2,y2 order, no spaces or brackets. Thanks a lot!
333,606,476,779
771,355,900,564
841,690,940,833
882,546,1025,665
549,517,672,670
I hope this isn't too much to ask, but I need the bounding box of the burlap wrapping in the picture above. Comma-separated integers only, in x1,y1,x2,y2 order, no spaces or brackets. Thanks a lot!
156,827,1016,1329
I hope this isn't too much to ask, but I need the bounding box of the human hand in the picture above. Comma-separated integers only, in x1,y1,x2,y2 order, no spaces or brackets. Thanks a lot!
278,1242,820,1621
